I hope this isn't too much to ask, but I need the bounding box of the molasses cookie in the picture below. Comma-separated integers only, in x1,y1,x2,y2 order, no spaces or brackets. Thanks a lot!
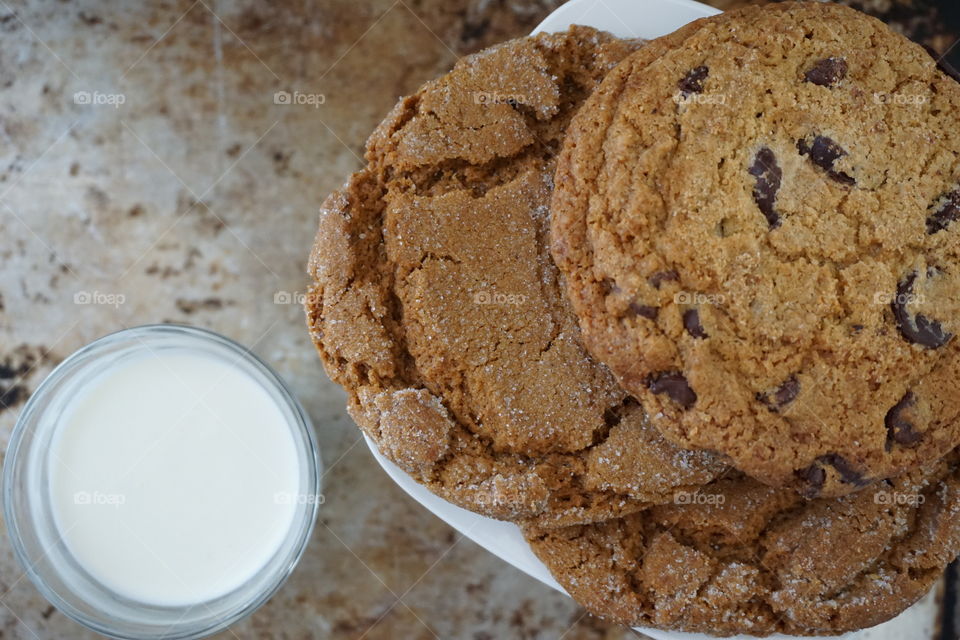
526,451,960,635
306,26,727,526
551,2,960,498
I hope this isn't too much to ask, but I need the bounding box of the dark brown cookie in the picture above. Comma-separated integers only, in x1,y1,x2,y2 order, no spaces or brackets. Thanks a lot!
526,452,960,636
551,2,960,497
306,26,727,527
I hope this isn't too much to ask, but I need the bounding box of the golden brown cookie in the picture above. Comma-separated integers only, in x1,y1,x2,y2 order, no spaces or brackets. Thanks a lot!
551,2,960,498
701,0,960,75
305,26,727,526
526,451,960,636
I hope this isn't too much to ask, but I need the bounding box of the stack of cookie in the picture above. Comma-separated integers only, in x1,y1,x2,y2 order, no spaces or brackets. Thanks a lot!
306,2,960,635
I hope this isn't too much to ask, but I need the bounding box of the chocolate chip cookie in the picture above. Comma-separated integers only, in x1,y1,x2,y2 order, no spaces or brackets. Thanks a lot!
551,2,960,498
526,451,960,635
306,27,727,526
702,0,960,78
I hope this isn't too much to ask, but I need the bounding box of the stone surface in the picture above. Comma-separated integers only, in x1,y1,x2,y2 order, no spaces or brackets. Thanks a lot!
0,0,643,638
0,0,955,638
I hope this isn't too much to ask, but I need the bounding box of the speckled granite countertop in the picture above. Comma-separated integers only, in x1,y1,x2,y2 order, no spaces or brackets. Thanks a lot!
0,1,956,639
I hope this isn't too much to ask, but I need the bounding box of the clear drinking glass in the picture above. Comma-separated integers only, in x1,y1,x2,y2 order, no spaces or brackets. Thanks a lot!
3,324,321,639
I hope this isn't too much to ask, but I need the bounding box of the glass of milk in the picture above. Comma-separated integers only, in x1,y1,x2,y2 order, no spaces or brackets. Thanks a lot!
3,324,321,639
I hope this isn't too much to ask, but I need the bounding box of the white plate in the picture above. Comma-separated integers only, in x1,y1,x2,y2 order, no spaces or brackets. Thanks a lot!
364,0,944,637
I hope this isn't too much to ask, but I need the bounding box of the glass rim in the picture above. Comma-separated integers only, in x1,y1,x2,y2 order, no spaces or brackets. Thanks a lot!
2,323,322,640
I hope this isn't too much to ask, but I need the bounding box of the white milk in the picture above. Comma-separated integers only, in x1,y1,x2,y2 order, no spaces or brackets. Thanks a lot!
48,349,301,607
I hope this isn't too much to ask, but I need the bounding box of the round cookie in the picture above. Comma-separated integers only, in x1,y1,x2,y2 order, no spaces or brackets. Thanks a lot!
526,451,960,636
551,2,960,498
305,26,727,527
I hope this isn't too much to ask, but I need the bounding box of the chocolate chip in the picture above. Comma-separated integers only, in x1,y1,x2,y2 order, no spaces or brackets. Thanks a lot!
629,302,658,320
926,188,960,234
649,270,679,289
891,272,953,348
885,392,923,449
804,57,847,87
799,454,868,497
775,377,801,406
748,147,783,228
649,372,697,409
678,66,709,95
797,135,856,185
683,309,707,338
820,453,868,487
598,278,618,295
757,376,800,412
797,464,826,499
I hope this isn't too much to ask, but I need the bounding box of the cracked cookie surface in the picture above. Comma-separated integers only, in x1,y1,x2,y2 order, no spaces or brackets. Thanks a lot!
551,3,960,498
526,451,960,636
305,27,727,526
